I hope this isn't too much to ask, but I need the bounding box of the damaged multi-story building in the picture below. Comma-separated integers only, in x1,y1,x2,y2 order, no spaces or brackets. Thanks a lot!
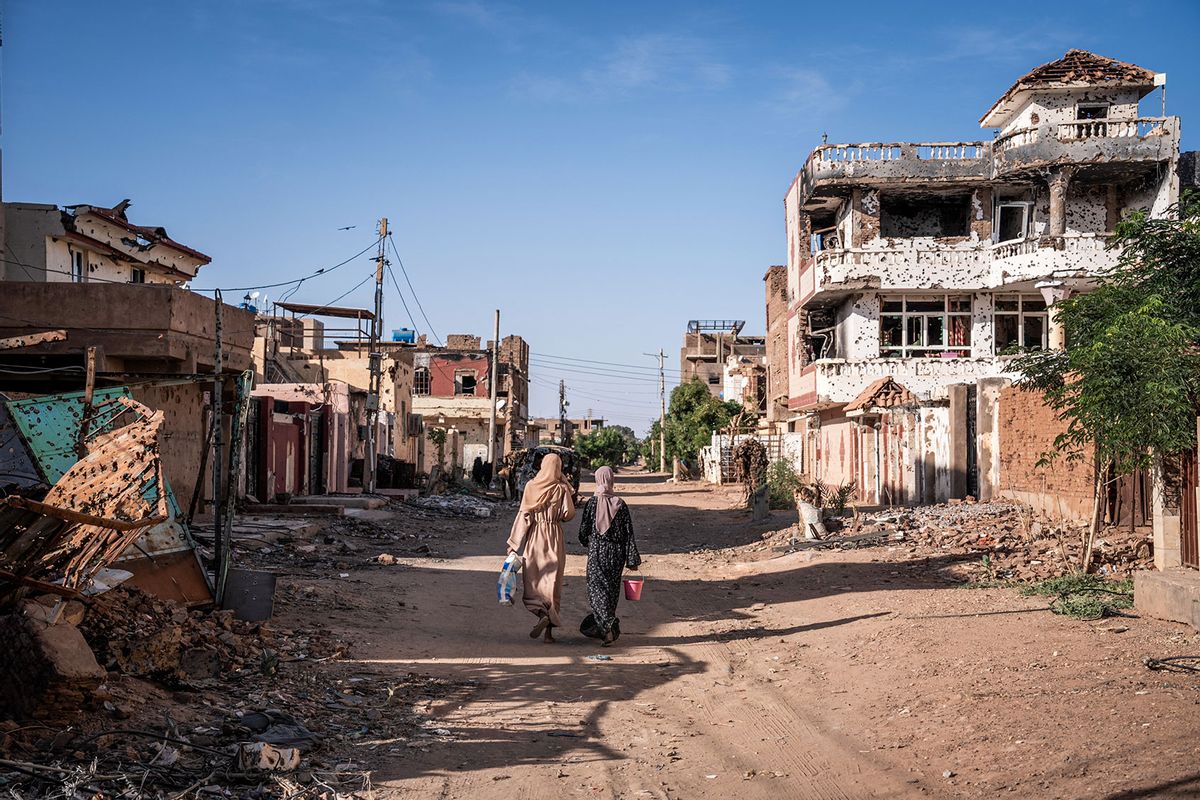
411,333,532,474
782,49,1181,509
680,320,766,402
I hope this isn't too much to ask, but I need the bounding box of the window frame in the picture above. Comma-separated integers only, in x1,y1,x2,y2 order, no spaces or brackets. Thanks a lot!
994,201,1032,243
70,249,86,283
1076,103,1110,120
992,294,1049,354
879,294,973,359
130,267,146,284
454,369,478,396
413,366,431,396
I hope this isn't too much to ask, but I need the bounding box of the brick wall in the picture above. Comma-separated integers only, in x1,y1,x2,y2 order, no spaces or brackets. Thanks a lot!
995,385,1094,521
764,266,789,424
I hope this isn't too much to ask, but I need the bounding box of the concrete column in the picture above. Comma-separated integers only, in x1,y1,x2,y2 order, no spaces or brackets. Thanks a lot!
948,384,969,500
1037,280,1073,351
975,378,1011,503
1047,167,1074,237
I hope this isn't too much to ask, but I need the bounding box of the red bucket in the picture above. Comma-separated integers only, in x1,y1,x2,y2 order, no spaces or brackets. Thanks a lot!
623,577,644,601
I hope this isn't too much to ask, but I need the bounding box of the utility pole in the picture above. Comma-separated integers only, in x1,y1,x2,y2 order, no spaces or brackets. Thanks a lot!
365,217,387,493
657,348,666,473
212,290,227,602
487,309,500,479
558,379,568,446
644,350,668,473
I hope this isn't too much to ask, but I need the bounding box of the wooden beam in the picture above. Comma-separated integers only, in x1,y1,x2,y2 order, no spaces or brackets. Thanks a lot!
77,346,97,458
0,568,85,600
1,495,167,532
0,330,67,350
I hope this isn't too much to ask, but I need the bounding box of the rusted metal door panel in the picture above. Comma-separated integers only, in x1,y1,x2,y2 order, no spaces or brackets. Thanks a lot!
1182,448,1198,570
6,388,133,484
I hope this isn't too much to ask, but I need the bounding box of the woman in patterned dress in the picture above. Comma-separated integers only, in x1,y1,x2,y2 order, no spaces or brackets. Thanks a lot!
578,466,641,646
506,453,576,642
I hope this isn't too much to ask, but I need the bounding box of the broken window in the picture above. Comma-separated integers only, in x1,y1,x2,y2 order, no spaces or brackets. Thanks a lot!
880,295,972,358
130,268,146,284
455,370,477,396
414,367,430,396
993,295,1047,354
1076,104,1109,120
995,203,1031,242
880,194,970,239
70,250,86,283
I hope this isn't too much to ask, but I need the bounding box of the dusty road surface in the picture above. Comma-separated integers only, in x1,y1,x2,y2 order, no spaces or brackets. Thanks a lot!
276,472,1200,800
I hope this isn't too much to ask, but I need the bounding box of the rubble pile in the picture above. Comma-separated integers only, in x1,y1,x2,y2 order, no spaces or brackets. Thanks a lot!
409,493,497,518
80,586,346,682
753,500,1153,582
0,584,463,798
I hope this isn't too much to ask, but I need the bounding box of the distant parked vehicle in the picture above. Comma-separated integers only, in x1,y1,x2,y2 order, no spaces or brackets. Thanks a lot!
500,445,582,502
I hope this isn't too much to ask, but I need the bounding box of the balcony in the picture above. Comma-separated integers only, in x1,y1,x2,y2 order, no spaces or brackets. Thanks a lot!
794,141,990,206
993,117,1179,176
796,357,1009,408
803,242,991,306
990,232,1120,286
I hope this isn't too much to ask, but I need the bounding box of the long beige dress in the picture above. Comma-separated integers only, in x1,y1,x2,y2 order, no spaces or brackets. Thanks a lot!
506,483,576,626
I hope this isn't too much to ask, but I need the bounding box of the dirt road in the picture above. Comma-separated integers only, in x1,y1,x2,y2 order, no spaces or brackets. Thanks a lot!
280,473,1200,799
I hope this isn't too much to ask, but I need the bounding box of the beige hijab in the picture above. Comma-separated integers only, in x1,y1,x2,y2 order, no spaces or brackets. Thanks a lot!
592,466,625,537
520,453,570,512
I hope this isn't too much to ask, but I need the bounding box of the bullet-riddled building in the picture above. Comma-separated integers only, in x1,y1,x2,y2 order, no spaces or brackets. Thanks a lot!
782,49,1179,506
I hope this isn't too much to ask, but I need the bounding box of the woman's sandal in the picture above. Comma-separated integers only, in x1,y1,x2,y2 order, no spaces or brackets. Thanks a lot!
530,615,551,639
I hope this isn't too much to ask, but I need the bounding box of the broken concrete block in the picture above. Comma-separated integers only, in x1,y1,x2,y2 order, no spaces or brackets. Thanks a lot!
0,611,105,720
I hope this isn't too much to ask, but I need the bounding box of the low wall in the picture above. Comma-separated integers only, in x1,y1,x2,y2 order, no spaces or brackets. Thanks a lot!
994,385,1094,522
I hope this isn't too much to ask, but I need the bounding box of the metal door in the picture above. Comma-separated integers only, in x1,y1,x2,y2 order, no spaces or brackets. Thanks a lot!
1182,448,1198,570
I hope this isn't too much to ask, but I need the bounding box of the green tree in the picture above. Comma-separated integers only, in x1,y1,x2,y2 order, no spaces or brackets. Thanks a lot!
640,379,744,465
575,427,633,468
1012,192,1200,570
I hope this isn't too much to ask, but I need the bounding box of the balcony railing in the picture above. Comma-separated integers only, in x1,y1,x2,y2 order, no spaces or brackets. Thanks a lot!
994,117,1176,172
796,140,989,202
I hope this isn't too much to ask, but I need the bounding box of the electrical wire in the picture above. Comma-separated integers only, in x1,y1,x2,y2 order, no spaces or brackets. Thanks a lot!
193,235,383,294
387,235,442,345
528,359,666,384
293,269,377,319
532,351,683,375
385,263,419,333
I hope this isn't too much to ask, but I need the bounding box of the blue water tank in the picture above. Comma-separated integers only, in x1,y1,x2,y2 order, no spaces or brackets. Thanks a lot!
392,328,416,343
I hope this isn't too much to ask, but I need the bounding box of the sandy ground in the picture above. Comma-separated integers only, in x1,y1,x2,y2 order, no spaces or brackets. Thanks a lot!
271,472,1200,800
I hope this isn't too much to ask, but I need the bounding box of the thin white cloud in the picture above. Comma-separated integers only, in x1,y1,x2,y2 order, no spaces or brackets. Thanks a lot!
511,32,732,103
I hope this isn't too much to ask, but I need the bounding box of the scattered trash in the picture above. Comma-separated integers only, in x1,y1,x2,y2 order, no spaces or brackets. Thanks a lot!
235,741,301,773
372,553,399,565
586,654,613,662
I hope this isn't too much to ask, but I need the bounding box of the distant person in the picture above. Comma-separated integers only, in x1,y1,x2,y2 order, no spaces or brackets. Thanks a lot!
578,466,641,646
471,456,486,487
506,453,576,642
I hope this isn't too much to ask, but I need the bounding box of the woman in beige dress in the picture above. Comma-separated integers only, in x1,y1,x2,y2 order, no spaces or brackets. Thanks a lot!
506,453,576,642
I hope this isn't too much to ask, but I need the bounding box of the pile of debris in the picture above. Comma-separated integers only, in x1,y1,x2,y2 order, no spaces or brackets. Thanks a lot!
755,500,1153,582
0,584,461,798
81,586,346,682
408,493,497,518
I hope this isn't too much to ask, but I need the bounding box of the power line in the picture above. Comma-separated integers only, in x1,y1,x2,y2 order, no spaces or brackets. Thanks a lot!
387,235,441,346
194,235,383,293
293,269,377,319
385,263,418,332
532,350,684,374
528,359,668,384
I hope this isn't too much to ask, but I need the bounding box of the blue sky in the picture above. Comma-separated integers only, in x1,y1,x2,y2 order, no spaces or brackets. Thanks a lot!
4,1,1198,432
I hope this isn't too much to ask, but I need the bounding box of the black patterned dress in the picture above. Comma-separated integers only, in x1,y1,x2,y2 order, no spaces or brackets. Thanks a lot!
578,497,641,639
